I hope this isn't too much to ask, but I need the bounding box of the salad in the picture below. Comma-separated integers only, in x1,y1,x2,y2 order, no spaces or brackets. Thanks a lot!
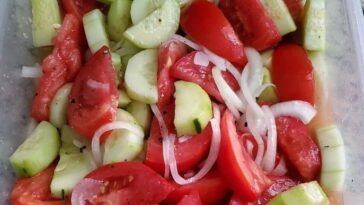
9,0,346,204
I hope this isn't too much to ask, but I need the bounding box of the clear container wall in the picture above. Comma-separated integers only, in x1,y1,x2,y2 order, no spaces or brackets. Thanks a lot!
0,0,364,204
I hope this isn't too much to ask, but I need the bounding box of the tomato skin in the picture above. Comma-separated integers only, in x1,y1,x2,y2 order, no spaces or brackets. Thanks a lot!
170,51,240,103
11,165,70,205
283,0,304,22
229,176,298,205
145,103,212,174
68,46,118,139
62,0,98,20
276,117,321,181
218,110,271,202
31,14,82,121
164,169,230,205
180,1,247,67
272,44,315,105
157,40,188,108
219,0,281,51
176,191,202,205
84,162,175,204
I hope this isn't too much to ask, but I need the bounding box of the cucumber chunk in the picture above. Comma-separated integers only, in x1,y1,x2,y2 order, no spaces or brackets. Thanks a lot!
260,49,274,69
268,181,329,205
118,89,132,108
97,0,113,5
125,49,158,103
126,100,153,133
316,125,345,192
258,68,279,103
303,0,325,51
51,126,97,198
31,0,61,47
124,0,180,48
107,0,132,41
50,83,72,128
262,0,296,35
174,81,213,136
83,9,110,53
9,122,60,177
103,109,144,164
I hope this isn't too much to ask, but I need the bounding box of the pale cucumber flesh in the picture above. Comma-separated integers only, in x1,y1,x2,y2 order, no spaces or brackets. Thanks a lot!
50,83,72,128
262,0,296,35
258,68,279,103
107,0,132,41
126,100,152,133
83,9,110,53
303,0,325,51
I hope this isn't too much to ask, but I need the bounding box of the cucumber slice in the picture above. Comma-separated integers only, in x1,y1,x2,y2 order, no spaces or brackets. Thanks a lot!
50,83,72,128
124,49,158,103
262,0,296,35
260,49,274,69
97,0,113,5
83,9,110,53
31,0,61,47
258,68,279,104
124,0,180,48
107,0,132,41
118,89,132,108
126,100,152,133
174,81,213,136
103,109,144,164
111,52,123,83
268,181,329,205
316,125,344,148
303,0,325,51
9,122,60,177
320,171,345,192
51,126,97,198
114,39,142,57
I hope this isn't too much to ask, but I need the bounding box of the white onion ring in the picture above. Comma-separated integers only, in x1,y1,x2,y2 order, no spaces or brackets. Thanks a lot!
86,79,109,90
178,135,192,143
172,34,201,50
270,101,317,124
71,178,104,205
253,83,276,98
21,65,42,78
150,104,169,137
244,47,264,95
246,107,265,165
261,106,277,173
91,121,144,165
271,156,288,176
162,134,171,178
194,51,210,67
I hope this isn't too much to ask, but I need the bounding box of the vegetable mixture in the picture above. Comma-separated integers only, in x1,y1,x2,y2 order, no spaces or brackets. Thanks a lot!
10,0,345,204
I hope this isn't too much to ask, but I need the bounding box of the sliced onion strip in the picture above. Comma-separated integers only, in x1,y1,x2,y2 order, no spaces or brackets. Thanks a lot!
202,47,227,71
172,34,201,50
261,106,277,173
270,101,317,124
246,107,265,165
253,83,276,98
194,51,210,67
86,79,109,90
244,47,264,94
271,156,288,176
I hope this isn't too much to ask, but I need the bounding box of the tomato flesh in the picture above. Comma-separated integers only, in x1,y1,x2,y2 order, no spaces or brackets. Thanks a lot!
170,51,240,103
68,46,118,139
218,110,271,202
62,0,98,20
176,191,202,205
219,0,281,51
181,1,247,67
31,14,82,121
272,44,315,105
157,40,188,108
276,116,321,181
283,0,304,22
145,103,212,174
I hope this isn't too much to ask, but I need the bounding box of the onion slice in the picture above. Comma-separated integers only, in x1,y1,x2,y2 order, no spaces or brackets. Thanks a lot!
21,65,42,78
261,106,277,172
86,79,109,90
168,104,221,185
244,47,264,95
271,156,288,176
253,83,276,98
71,178,104,205
270,101,317,124
194,51,210,67
246,107,265,165
202,47,227,71
91,121,144,165
172,34,201,50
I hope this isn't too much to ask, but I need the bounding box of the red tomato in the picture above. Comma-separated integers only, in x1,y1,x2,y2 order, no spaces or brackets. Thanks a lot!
82,162,174,204
170,51,240,103
272,44,315,105
62,0,98,20
238,133,258,160
68,46,118,139
283,0,304,22
218,110,271,202
219,0,281,51
229,176,298,205
145,103,212,174
276,116,321,181
11,165,70,205
176,191,202,205
180,1,247,67
157,40,188,107
31,14,82,121
164,169,230,205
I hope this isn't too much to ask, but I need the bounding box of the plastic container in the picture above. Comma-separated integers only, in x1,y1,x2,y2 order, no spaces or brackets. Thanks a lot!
0,0,364,204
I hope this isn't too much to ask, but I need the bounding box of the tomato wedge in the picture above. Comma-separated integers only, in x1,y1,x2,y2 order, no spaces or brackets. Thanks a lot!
272,44,315,105
68,46,118,139
31,14,82,121
62,0,98,20
180,1,247,67
165,169,230,205
11,165,70,205
219,0,281,51
276,116,321,181
176,191,202,205
145,103,212,174
170,51,240,103
218,110,271,201
229,175,298,205
81,162,174,204
157,40,188,107
283,0,304,22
